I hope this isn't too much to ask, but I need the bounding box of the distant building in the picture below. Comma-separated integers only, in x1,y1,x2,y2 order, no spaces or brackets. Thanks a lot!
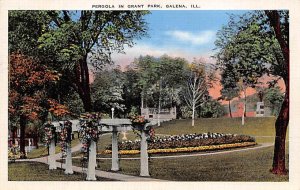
224,102,271,118
256,102,265,117
141,107,176,122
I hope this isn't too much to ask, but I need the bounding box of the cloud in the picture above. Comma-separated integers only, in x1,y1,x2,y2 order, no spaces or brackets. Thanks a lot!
165,30,216,45
111,43,215,68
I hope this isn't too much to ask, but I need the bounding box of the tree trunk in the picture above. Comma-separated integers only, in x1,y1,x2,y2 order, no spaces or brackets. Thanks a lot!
141,92,144,109
271,80,289,175
34,134,39,149
75,57,93,112
244,89,247,117
19,114,27,158
228,100,232,118
192,102,195,127
12,128,16,145
265,10,289,175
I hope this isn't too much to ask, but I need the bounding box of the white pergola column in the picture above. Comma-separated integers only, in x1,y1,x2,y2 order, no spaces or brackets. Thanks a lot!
111,129,119,171
140,129,150,177
86,140,97,181
48,139,57,170
64,143,73,174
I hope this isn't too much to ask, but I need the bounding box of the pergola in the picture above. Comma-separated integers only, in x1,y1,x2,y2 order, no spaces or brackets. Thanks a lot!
48,119,152,180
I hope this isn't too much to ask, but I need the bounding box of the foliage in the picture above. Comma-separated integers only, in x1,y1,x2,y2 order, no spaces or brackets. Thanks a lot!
132,55,189,109
214,10,289,174
91,67,126,115
129,115,149,126
9,52,70,156
264,86,284,116
43,123,55,145
183,58,215,125
122,68,143,115
179,106,193,119
78,113,101,153
9,53,61,120
58,120,72,157
199,98,225,118
37,10,149,111
105,132,255,151
8,11,51,56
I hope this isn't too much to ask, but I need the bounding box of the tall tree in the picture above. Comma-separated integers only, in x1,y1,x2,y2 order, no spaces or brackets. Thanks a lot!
265,11,289,175
123,66,143,116
215,10,289,174
184,59,215,127
38,11,149,111
91,67,126,116
9,10,83,117
133,55,189,122
8,11,51,56
9,53,66,157
220,64,240,118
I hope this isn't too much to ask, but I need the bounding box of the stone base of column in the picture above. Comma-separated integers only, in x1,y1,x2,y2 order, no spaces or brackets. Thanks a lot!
111,167,120,172
64,169,74,175
49,165,57,170
86,176,97,181
140,172,150,177
48,156,57,170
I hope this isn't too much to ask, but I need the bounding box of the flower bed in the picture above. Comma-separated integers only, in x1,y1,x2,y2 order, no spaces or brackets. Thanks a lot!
103,132,256,155
103,142,256,155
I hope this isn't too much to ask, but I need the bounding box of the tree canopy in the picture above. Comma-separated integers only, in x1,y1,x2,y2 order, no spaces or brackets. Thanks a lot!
214,10,289,175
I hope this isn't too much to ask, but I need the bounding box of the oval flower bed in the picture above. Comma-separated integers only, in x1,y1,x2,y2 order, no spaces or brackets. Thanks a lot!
103,132,256,155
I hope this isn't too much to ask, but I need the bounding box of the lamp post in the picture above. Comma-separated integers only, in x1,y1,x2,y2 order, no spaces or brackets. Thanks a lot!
111,107,115,119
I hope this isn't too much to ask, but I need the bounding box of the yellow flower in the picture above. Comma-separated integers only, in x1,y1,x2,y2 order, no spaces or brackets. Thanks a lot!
101,142,257,155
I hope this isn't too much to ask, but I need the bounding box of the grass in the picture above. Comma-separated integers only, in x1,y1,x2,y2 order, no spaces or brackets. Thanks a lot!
27,132,80,159
87,117,288,181
154,117,288,143
13,117,289,181
8,162,116,181
69,144,288,181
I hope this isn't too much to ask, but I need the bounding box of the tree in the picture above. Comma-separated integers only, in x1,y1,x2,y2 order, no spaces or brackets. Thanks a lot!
38,11,149,112
220,63,240,118
184,59,215,126
199,96,225,118
9,53,66,157
9,10,82,118
214,10,289,174
265,11,289,175
8,11,51,57
91,67,126,116
264,86,284,116
133,55,189,124
123,67,143,116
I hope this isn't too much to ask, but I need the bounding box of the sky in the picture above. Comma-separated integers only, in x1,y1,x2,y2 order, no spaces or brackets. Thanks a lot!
112,10,248,67
110,10,285,102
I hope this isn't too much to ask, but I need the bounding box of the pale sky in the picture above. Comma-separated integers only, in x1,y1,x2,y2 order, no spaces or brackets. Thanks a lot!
112,10,248,67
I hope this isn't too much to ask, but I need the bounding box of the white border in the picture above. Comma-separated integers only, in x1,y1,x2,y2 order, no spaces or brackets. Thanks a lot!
1,0,300,190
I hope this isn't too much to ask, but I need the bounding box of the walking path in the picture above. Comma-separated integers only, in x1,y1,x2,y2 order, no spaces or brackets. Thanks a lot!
30,157,163,181
17,140,164,181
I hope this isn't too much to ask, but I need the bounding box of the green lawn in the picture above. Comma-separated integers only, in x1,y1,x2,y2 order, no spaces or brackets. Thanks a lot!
69,144,288,181
8,162,115,181
154,117,287,143
69,117,289,181
14,117,289,181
